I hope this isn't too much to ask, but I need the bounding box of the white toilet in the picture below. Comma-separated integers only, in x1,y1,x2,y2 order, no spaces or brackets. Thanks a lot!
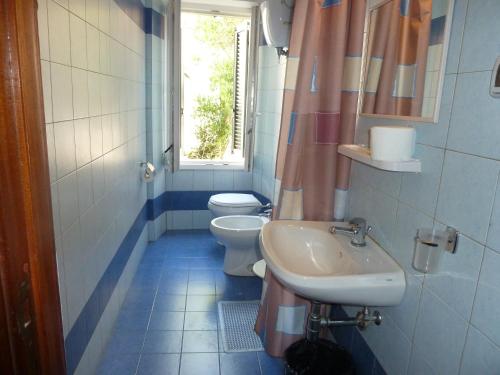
210,215,269,276
208,193,263,217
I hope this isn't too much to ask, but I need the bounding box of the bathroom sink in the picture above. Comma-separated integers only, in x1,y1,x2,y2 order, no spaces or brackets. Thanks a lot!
259,220,406,306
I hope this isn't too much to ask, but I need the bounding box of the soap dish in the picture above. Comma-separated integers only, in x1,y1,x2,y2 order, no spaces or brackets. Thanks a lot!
338,144,421,173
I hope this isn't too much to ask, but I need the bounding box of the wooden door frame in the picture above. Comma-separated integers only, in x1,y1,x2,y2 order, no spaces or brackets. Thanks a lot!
0,0,66,373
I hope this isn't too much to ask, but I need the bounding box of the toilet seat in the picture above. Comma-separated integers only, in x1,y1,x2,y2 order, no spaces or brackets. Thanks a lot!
209,193,261,208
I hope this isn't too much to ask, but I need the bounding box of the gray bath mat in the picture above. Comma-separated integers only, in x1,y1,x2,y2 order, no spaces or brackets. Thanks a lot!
218,300,264,352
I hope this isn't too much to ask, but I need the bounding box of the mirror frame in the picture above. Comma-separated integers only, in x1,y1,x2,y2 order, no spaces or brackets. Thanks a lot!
359,0,455,123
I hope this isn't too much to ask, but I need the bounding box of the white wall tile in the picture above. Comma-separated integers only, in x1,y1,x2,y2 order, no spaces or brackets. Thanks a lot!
101,115,113,153
447,71,500,160
86,24,100,72
460,326,500,375
40,60,53,123
53,0,68,8
51,63,73,122
37,0,50,61
85,0,99,28
192,210,213,229
38,0,151,369
88,72,102,116
48,0,71,65
77,164,93,215
72,68,89,119
424,232,484,320
170,211,193,230
62,220,85,326
46,124,57,183
89,116,103,160
471,248,500,347
68,0,85,19
172,171,194,190
69,14,87,69
54,120,76,178
436,151,499,243
91,157,105,203
234,171,252,190
412,289,468,374
459,0,500,73
50,182,62,237
99,0,110,34
58,172,79,232
192,170,213,191
213,171,234,190
74,118,92,168
399,145,444,217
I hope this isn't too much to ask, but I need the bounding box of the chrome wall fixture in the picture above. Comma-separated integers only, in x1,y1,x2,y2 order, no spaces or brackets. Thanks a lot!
307,302,382,342
139,161,156,182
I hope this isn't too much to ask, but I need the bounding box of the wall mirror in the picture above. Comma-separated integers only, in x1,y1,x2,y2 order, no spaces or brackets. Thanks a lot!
360,0,455,123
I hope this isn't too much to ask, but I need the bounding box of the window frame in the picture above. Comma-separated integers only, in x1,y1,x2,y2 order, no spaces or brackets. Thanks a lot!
167,0,260,171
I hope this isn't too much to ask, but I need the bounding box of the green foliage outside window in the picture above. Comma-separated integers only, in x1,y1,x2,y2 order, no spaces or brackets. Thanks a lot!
188,16,243,159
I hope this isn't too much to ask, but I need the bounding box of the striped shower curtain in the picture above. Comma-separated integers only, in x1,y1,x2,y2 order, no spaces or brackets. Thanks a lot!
255,0,366,357
362,0,432,117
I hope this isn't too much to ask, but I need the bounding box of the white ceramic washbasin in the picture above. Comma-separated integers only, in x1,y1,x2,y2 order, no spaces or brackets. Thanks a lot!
259,220,406,306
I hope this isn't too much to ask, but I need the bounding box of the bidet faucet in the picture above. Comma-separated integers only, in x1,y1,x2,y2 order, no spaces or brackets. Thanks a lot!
259,208,273,218
329,217,372,247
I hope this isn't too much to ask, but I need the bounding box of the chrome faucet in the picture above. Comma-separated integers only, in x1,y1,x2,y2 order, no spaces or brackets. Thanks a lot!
329,218,372,247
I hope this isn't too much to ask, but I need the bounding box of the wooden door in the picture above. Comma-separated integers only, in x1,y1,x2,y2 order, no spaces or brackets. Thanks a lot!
0,0,66,373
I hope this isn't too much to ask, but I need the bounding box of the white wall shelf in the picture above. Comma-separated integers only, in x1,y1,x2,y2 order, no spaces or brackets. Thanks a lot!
338,144,421,173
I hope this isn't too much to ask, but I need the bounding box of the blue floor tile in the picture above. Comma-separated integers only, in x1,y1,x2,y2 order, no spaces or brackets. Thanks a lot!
351,330,375,375
180,353,219,375
187,280,216,295
114,309,151,331
105,330,146,354
96,353,139,375
122,287,156,311
149,311,185,331
216,272,262,300
186,295,219,312
153,293,186,312
184,311,218,331
220,352,262,375
142,330,183,354
137,353,180,375
157,277,188,295
257,351,284,375
188,270,215,283
182,330,218,353
99,230,275,375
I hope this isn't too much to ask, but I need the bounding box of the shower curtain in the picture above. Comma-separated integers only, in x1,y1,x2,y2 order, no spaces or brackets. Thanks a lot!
362,0,432,117
255,0,366,357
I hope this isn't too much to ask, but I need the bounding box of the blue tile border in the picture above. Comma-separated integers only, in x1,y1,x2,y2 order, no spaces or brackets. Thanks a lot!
330,306,387,375
65,204,149,374
65,190,271,373
147,191,272,220
114,0,165,39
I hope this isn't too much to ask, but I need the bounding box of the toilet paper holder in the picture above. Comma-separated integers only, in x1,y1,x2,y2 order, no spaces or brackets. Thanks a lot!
139,161,156,182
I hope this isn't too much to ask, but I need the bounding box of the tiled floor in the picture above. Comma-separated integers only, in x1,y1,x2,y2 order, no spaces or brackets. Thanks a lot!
97,230,283,375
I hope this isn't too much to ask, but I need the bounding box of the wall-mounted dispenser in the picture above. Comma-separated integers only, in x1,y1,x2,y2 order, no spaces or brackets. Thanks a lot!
413,227,458,273
260,0,294,56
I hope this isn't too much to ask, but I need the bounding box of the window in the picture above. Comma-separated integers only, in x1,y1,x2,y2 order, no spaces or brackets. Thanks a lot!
168,1,259,170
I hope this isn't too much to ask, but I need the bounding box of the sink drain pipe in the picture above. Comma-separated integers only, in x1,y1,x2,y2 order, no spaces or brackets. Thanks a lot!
306,302,382,342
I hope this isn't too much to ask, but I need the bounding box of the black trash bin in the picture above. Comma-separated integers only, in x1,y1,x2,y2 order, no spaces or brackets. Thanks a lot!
284,338,355,375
